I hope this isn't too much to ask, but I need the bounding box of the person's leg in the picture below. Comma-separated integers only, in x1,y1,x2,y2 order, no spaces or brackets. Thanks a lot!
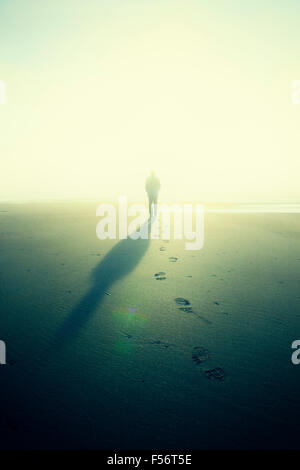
148,196,153,216
153,196,158,216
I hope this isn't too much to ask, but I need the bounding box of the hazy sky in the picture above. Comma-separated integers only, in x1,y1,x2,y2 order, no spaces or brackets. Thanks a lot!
0,0,300,202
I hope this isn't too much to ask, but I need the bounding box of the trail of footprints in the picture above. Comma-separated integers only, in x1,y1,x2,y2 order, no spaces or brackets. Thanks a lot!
155,242,180,281
151,242,225,381
121,332,226,382
192,346,225,381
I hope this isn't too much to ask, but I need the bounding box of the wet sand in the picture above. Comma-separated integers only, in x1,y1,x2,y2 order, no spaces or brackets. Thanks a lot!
0,202,300,449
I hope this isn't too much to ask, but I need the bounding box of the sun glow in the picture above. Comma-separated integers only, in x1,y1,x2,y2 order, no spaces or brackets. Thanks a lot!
1,0,300,202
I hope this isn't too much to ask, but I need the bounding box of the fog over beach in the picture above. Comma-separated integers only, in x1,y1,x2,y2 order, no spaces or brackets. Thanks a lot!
1,0,300,453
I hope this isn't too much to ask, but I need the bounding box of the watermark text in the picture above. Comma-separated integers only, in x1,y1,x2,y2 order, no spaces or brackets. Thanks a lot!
291,80,300,105
0,340,6,365
0,80,6,105
96,197,204,250
291,340,300,365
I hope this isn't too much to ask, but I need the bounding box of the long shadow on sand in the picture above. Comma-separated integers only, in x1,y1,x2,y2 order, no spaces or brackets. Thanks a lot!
52,218,151,347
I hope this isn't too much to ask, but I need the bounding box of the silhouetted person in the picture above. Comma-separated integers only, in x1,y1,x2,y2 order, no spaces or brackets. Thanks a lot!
146,171,160,217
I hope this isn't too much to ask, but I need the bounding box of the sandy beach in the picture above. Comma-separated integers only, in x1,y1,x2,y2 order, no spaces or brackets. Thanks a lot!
0,202,299,449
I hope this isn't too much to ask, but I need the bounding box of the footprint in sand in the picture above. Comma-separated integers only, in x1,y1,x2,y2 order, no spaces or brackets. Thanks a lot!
178,306,194,313
175,298,195,314
192,346,210,365
175,298,190,306
205,367,226,381
154,272,167,280
191,347,225,380
175,298,212,324
169,257,178,262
